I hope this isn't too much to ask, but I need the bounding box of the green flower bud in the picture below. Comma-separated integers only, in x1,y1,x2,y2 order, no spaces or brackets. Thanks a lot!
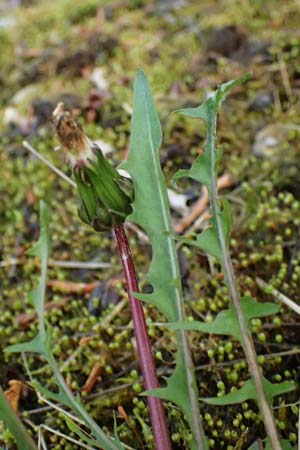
52,103,133,231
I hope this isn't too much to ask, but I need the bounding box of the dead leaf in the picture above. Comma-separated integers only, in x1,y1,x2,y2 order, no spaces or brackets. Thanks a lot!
83,362,102,393
4,380,24,412
47,280,99,294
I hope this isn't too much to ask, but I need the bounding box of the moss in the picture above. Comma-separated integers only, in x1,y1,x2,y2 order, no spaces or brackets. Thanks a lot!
1,0,300,448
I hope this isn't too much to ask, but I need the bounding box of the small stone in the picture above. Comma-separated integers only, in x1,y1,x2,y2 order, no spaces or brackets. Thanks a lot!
252,124,294,159
249,92,273,111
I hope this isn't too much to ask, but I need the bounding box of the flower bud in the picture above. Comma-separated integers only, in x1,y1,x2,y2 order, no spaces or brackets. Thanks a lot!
52,103,133,231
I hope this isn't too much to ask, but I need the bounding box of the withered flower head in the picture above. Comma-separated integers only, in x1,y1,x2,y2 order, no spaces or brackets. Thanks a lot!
52,102,96,169
52,103,133,231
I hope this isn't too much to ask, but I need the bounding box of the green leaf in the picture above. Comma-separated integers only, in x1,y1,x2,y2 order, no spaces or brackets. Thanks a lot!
264,439,295,450
176,97,215,124
174,73,251,188
219,198,233,245
6,202,125,450
176,74,251,124
171,198,232,262
246,441,261,450
30,380,73,409
122,69,176,321
145,357,197,429
27,201,49,336
173,148,222,187
167,296,279,343
63,415,104,449
7,331,48,357
201,377,295,406
173,76,250,263
173,72,289,449
31,373,124,450
26,201,50,258
0,387,38,450
113,413,124,450
247,439,295,450
214,74,251,109
7,322,53,357
197,198,232,259
123,69,208,450
195,225,221,260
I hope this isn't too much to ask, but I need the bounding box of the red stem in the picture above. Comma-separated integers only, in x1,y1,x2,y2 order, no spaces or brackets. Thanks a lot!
114,224,172,450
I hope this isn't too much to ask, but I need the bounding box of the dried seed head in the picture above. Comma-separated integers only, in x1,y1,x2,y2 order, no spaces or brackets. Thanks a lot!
52,102,95,168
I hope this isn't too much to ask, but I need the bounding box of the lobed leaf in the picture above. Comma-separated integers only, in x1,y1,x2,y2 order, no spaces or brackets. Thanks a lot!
176,73,251,124
174,75,251,190
201,377,295,406
122,69,208,450
6,202,124,450
145,357,194,419
167,296,279,343
196,198,232,260
122,69,178,321
173,72,293,449
214,74,252,109
176,97,215,124
63,415,104,449
7,325,52,357
171,198,232,261
173,75,251,262
173,147,222,187
30,380,73,409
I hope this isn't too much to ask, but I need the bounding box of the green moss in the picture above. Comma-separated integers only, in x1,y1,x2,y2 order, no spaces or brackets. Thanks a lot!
1,0,300,448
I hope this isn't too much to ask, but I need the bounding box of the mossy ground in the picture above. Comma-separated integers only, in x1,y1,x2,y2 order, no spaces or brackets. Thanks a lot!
0,0,300,449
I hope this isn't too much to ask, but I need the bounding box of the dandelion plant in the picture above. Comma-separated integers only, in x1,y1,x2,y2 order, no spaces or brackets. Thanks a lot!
4,70,297,450
51,103,172,450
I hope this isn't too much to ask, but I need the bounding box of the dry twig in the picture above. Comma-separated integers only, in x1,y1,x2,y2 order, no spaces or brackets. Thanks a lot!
256,277,300,316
